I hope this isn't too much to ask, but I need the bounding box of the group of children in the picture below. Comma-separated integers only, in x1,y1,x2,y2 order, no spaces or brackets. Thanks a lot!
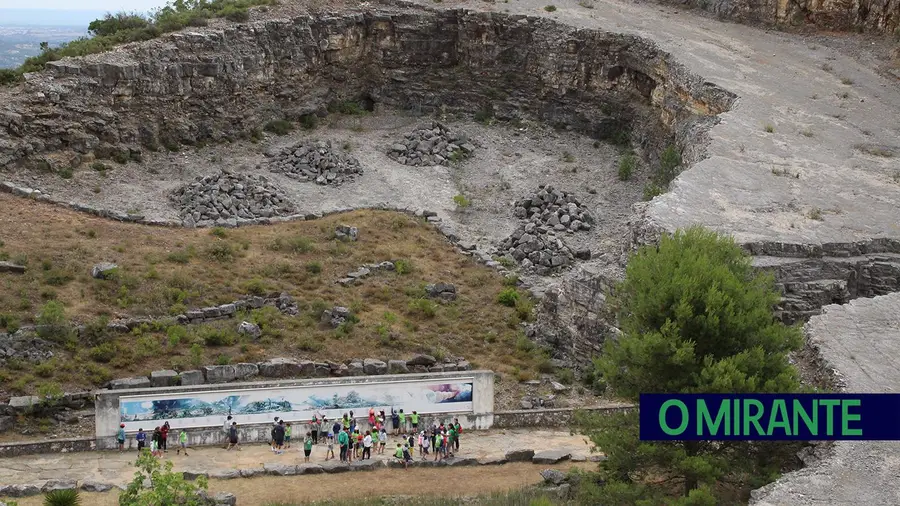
119,407,463,468
128,421,190,458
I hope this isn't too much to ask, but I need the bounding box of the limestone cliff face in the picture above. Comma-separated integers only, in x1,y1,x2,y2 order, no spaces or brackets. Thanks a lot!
0,8,734,172
661,0,899,34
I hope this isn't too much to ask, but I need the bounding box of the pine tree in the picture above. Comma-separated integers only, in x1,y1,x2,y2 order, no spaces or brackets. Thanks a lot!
578,226,803,504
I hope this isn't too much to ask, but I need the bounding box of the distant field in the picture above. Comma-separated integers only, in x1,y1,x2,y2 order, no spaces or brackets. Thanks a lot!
0,26,88,69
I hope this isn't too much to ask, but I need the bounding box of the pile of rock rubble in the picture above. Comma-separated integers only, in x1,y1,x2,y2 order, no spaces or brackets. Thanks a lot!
499,224,580,274
265,140,363,185
513,185,594,233
499,185,594,273
387,121,475,166
171,170,296,227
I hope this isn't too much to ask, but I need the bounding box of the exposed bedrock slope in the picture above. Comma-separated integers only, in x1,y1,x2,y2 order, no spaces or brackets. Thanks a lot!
0,7,733,172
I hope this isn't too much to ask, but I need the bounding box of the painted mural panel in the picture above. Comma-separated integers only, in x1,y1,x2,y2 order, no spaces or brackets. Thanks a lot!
118,379,474,431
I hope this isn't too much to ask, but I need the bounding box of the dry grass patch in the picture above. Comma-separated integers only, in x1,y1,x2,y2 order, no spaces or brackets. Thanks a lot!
0,194,548,398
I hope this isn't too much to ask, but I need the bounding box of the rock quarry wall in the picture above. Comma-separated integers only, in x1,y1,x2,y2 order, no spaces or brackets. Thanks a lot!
0,6,734,173
659,0,899,34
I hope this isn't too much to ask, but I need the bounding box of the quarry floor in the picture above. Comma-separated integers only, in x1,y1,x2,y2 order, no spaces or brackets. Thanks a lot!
0,428,592,491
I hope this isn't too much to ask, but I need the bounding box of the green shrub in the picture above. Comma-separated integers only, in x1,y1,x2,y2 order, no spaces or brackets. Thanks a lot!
36,381,64,401
216,354,232,365
189,343,204,367
394,259,412,275
210,226,228,238
166,248,193,264
618,153,636,181
643,183,663,201
166,325,187,347
496,287,520,307
544,5,557,11
205,241,235,262
88,12,149,36
329,100,369,115
299,114,318,130
43,268,74,286
657,144,682,185
557,368,575,385
408,298,438,318
502,275,519,287
43,487,81,506
515,334,535,353
514,297,534,321
271,235,315,254
305,261,322,274
89,342,117,363
452,194,471,208
243,277,269,296
473,106,494,124
0,313,20,333
0,68,20,85
196,326,236,347
221,5,249,22
36,300,71,342
264,119,293,135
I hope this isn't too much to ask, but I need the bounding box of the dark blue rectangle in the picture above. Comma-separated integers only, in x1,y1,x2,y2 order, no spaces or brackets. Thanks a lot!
639,393,900,441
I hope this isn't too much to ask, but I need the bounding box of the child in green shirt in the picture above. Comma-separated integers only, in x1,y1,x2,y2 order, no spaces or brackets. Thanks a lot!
303,433,313,462
176,429,189,456
285,423,293,449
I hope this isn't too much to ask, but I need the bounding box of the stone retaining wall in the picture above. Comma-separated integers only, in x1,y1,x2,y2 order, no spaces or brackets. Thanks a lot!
493,405,632,428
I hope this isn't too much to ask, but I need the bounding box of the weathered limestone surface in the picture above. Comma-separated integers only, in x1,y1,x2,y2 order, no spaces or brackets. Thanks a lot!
750,294,900,506
0,7,732,178
656,0,899,34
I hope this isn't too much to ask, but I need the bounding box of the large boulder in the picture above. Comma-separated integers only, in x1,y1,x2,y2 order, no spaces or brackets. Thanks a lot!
0,261,25,274
8,396,39,408
425,282,457,302
0,415,15,432
232,362,259,380
212,492,237,506
388,359,409,374
202,365,236,384
236,321,261,340
335,224,359,242
533,450,571,465
406,354,437,367
80,481,114,492
91,262,118,279
41,479,77,492
505,449,535,462
150,370,179,387
363,358,387,375
109,377,151,390
179,370,204,386
257,357,303,378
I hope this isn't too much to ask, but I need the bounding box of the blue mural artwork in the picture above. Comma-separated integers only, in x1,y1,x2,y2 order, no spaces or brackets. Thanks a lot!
118,380,474,429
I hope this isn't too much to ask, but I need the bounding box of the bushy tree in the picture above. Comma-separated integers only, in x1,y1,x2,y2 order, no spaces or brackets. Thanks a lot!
119,451,208,506
578,226,803,502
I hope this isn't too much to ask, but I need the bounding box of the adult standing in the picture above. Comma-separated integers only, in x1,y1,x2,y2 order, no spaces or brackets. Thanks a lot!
310,416,319,445
391,408,400,435
452,418,462,452
273,420,286,452
116,423,126,452
226,422,241,451
160,421,170,452
338,427,350,462
362,430,373,460
222,415,233,449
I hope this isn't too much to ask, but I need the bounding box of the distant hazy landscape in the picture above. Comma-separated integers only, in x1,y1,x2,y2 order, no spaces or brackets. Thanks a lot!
0,9,106,69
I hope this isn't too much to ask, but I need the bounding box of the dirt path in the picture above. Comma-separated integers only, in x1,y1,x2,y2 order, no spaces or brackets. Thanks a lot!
10,461,593,506
0,429,594,489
